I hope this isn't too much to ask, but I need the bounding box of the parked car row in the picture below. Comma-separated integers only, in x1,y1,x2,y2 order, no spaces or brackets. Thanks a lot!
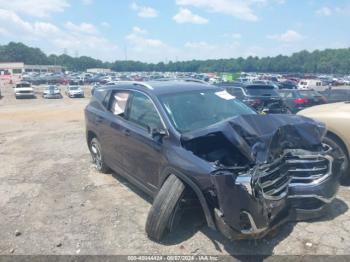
217,82,350,114
219,83,289,114
10,82,85,99
278,89,327,113
85,79,347,243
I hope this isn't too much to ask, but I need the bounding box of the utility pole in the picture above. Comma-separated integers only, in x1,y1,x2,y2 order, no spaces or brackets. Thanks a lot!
124,45,128,61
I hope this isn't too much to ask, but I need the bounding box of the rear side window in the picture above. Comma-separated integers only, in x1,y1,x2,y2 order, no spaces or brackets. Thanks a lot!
128,92,163,130
108,91,130,117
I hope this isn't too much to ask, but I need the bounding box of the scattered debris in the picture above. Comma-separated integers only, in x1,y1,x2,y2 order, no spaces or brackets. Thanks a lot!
15,230,21,237
9,248,15,253
56,243,62,247
305,242,313,247
191,248,200,253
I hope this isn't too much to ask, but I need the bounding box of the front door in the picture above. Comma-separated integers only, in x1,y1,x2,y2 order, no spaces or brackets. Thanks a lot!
122,91,166,191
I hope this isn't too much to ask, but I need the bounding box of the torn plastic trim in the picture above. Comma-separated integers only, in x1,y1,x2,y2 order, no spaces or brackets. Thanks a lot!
239,210,268,235
288,194,336,204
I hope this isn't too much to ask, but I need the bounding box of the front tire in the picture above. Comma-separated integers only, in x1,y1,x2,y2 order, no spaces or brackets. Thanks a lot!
145,174,185,242
89,138,109,173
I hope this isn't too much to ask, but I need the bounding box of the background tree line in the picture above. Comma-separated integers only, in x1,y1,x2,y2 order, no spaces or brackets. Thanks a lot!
1,42,350,74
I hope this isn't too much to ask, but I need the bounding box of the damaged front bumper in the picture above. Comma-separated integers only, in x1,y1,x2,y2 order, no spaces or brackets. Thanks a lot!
211,147,341,240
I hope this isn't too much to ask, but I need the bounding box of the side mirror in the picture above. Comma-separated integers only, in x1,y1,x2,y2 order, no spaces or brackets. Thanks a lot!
150,127,167,140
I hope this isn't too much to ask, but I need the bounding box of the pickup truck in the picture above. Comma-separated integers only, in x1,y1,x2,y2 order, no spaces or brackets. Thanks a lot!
14,82,35,99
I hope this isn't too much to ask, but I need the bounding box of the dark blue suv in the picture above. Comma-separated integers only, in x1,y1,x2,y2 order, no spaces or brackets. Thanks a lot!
85,81,341,242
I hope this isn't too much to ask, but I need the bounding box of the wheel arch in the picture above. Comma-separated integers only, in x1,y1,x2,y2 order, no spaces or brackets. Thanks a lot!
160,167,216,230
86,130,98,147
326,130,349,160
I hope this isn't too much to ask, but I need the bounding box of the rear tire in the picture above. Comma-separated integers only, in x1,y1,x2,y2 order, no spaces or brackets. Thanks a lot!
323,135,349,181
146,174,185,242
89,138,109,173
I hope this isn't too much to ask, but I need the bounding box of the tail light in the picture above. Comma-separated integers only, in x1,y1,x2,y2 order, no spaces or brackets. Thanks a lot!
293,98,308,105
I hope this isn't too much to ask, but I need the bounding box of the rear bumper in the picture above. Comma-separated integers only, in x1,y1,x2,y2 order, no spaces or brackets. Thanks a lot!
15,92,35,97
69,93,84,97
43,94,62,99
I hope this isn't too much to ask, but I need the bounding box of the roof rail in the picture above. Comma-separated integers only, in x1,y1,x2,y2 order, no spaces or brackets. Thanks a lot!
152,78,209,85
133,82,154,90
113,81,153,90
181,78,209,85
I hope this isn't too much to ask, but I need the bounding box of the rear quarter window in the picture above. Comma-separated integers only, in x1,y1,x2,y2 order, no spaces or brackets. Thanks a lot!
90,89,110,110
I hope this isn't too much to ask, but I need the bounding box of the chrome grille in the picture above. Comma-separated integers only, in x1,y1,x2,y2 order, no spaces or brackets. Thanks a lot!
258,149,332,200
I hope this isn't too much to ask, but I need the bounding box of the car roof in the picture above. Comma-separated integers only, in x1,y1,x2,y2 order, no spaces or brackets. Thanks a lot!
97,80,221,96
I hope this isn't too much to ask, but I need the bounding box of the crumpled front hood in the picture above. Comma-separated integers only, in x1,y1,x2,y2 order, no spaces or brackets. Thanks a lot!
181,114,326,164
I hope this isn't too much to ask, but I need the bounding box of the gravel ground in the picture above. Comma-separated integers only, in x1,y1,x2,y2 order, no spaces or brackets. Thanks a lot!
0,84,350,256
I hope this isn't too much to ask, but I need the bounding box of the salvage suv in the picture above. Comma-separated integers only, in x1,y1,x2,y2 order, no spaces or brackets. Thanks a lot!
85,80,341,241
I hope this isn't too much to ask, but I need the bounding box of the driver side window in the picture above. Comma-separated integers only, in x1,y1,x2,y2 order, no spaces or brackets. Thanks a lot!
128,92,163,131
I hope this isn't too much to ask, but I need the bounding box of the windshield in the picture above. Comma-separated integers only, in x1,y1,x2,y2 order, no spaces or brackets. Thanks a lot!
159,89,255,133
16,83,31,88
245,85,279,96
69,86,79,90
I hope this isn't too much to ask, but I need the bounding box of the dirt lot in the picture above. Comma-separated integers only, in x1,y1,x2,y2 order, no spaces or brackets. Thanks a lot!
1,84,350,256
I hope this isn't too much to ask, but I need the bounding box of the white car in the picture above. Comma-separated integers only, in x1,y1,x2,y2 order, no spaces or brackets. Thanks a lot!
65,85,84,98
14,82,35,99
42,85,62,99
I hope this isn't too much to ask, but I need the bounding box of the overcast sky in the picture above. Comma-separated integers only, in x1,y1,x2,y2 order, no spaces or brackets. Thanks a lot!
0,0,349,62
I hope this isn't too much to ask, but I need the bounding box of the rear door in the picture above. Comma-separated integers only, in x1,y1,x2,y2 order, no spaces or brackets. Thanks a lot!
101,90,132,171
